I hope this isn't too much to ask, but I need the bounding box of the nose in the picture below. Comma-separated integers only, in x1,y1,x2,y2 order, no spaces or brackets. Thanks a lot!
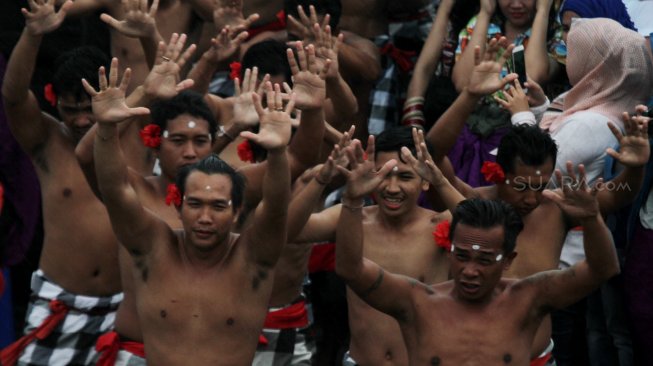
385,175,400,193
73,113,92,128
461,263,480,279
182,141,198,160
197,206,212,224
523,190,538,206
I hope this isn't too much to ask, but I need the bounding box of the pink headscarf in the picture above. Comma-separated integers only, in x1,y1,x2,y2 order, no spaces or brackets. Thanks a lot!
540,18,653,132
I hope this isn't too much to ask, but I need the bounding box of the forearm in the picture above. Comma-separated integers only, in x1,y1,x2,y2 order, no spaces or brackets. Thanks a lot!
94,123,132,200
451,12,491,92
2,30,42,104
288,108,325,170
406,0,452,99
324,121,343,145
325,75,358,122
426,88,480,159
524,9,550,84
287,177,327,241
261,148,291,219
431,179,465,212
597,166,645,214
187,54,222,94
582,214,620,280
335,197,365,280
338,42,381,83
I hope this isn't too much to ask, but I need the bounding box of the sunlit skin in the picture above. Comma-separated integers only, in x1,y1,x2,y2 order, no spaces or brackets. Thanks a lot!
496,158,554,217
450,223,516,303
180,172,239,254
374,151,430,220
157,114,213,180
498,0,537,32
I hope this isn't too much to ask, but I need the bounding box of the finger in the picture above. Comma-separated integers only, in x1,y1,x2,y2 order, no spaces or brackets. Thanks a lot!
608,121,624,142
258,74,271,94
377,158,398,178
244,13,260,28
149,0,159,15
175,78,195,91
242,68,252,92
119,67,131,92
285,92,296,114
282,81,292,94
154,41,166,64
129,106,151,116
274,83,282,109
365,135,375,162
139,0,147,12
473,45,482,66
591,178,603,196
173,33,188,60
297,5,311,26
321,13,331,30
177,44,196,69
234,77,241,95
500,73,519,88
400,146,417,165
233,30,249,46
265,81,274,109
108,58,119,87
287,15,305,33
99,13,121,29
498,43,516,67
309,5,319,24
98,66,108,90
296,41,308,70
306,44,317,73
249,67,258,93
493,96,510,109
577,164,589,191
287,48,301,75
514,78,524,93
81,78,99,97
417,129,433,161
319,59,332,79
252,92,265,116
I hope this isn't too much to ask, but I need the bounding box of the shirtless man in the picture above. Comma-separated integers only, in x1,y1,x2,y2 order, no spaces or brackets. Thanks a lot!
422,37,650,364
85,60,295,364
0,2,123,365
288,126,451,366
335,144,620,365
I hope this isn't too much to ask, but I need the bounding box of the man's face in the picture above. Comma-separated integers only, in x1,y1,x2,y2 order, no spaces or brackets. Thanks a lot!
497,158,554,217
374,151,429,218
450,223,514,302
180,171,238,250
498,0,536,30
57,94,95,142
158,114,213,180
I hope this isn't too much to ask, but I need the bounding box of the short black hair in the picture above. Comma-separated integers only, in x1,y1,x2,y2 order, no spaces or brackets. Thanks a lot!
150,91,218,139
241,40,293,85
496,124,558,175
284,0,341,29
374,126,434,163
52,46,110,101
176,154,246,212
450,198,524,254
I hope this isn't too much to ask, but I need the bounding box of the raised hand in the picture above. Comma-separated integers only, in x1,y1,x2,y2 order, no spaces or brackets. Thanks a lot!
524,77,547,107
202,26,248,66
338,136,397,200
287,5,330,44
467,37,517,97
287,42,330,110
316,125,355,184
494,79,530,115
81,58,150,124
213,0,259,34
143,33,196,99
100,0,159,39
542,162,600,220
400,128,447,186
232,67,269,128
313,24,342,80
22,0,72,36
606,112,650,167
240,82,295,151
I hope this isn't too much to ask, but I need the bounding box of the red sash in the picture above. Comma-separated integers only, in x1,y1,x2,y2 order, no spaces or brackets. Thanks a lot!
0,300,69,366
246,11,287,40
258,300,309,345
96,331,145,366
530,351,553,366
308,243,336,273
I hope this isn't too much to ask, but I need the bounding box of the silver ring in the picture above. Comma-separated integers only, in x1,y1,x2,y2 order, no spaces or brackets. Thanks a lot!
275,107,283,111
161,56,171,62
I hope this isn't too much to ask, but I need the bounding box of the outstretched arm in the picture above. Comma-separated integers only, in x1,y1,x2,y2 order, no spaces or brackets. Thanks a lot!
241,86,294,266
2,0,72,152
524,0,554,84
335,139,421,320
84,59,161,256
532,165,619,311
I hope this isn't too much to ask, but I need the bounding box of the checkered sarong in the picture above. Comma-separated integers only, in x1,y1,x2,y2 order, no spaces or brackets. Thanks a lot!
252,297,315,366
2,269,122,365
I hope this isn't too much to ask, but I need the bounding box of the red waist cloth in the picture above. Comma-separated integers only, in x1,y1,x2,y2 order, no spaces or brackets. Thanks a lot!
96,331,145,366
308,242,336,273
1,300,69,366
530,351,553,366
258,299,309,345
246,10,286,40
380,43,416,73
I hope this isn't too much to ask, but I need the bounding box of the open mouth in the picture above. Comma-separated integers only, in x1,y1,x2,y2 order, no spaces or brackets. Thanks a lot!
460,282,481,294
193,229,215,240
382,196,404,210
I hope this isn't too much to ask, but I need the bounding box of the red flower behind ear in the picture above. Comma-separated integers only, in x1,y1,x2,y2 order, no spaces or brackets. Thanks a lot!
166,184,182,207
44,83,57,107
481,161,506,184
237,140,255,163
229,62,242,80
140,124,162,148
433,220,451,252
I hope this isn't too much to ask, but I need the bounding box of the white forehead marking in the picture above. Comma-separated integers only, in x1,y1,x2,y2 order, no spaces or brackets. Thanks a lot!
535,170,541,176
392,166,399,172
163,130,169,138
228,200,232,206
205,185,212,190
188,121,196,128
450,244,455,252
496,254,503,261
471,244,481,251
505,179,510,184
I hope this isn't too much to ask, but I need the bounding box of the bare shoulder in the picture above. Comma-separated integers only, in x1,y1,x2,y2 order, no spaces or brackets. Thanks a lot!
474,185,496,200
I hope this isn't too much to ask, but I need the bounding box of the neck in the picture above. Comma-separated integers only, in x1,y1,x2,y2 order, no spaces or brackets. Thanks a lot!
181,232,233,269
377,205,421,229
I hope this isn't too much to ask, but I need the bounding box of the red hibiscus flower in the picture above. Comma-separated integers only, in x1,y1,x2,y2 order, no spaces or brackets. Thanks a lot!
481,161,506,184
139,124,162,148
432,220,451,252
229,61,242,80
166,183,182,207
44,83,57,107
237,140,255,163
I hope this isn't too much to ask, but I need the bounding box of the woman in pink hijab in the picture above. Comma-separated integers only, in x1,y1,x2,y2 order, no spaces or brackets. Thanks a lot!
540,17,652,183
